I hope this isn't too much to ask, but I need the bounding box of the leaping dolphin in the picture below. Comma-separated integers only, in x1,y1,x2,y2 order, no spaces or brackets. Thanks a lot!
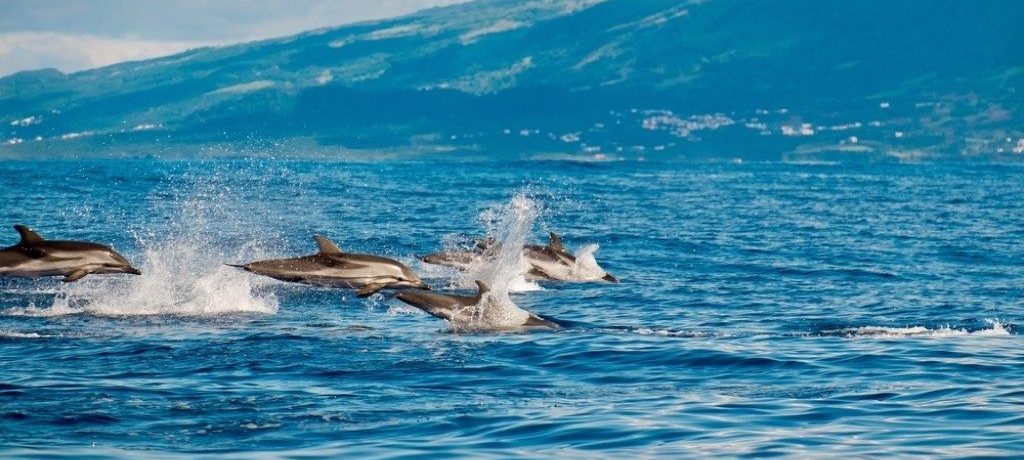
524,232,618,283
0,225,142,282
419,238,493,271
228,234,429,297
396,280,560,331
421,232,618,283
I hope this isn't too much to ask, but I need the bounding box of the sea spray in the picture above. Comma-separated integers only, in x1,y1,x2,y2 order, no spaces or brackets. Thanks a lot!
447,193,541,328
457,193,543,294
10,178,280,317
39,236,278,316
569,243,608,280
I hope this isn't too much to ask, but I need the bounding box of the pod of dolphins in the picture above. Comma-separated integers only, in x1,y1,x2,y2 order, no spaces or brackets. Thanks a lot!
0,225,617,330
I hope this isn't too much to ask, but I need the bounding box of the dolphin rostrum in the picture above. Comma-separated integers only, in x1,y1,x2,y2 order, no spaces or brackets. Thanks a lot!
0,225,142,282
228,234,429,297
421,232,618,283
396,280,560,331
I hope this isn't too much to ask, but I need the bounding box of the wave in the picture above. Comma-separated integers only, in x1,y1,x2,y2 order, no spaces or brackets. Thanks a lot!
527,153,624,164
818,320,1011,338
631,328,710,338
619,327,719,338
0,330,48,339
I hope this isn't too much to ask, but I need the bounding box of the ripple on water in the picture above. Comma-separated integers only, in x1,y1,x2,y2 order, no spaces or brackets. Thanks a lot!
1,160,1022,457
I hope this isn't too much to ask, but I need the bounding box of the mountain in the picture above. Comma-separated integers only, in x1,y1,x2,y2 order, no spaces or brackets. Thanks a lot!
2,0,1022,160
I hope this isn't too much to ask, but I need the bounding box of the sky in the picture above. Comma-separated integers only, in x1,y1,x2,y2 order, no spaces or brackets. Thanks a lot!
0,0,468,76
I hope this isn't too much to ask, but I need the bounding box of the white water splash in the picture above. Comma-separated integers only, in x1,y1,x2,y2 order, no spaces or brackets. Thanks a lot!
452,193,541,329
458,194,543,294
0,329,47,339
7,190,279,317
509,257,544,292
822,320,1011,338
568,243,610,281
9,237,278,317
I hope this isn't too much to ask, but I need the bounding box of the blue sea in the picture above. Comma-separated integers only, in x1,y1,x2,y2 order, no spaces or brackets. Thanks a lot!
1,157,1022,458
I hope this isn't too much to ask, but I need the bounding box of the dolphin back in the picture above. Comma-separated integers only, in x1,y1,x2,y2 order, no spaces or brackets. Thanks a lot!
396,291,467,321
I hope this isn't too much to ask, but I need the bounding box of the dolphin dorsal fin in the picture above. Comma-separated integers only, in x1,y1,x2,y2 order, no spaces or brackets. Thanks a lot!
14,225,44,244
314,234,343,254
474,280,490,301
548,232,565,252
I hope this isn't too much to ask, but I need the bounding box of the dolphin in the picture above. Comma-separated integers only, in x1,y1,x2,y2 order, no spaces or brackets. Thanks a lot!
421,232,618,283
396,280,560,331
419,237,496,270
523,232,618,283
0,224,142,282
420,249,487,271
228,234,429,297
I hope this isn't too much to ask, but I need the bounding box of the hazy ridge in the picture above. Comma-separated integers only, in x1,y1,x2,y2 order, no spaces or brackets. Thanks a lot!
2,0,1022,160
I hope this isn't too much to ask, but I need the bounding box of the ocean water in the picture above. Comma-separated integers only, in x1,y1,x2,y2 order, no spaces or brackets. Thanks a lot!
0,157,1022,458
